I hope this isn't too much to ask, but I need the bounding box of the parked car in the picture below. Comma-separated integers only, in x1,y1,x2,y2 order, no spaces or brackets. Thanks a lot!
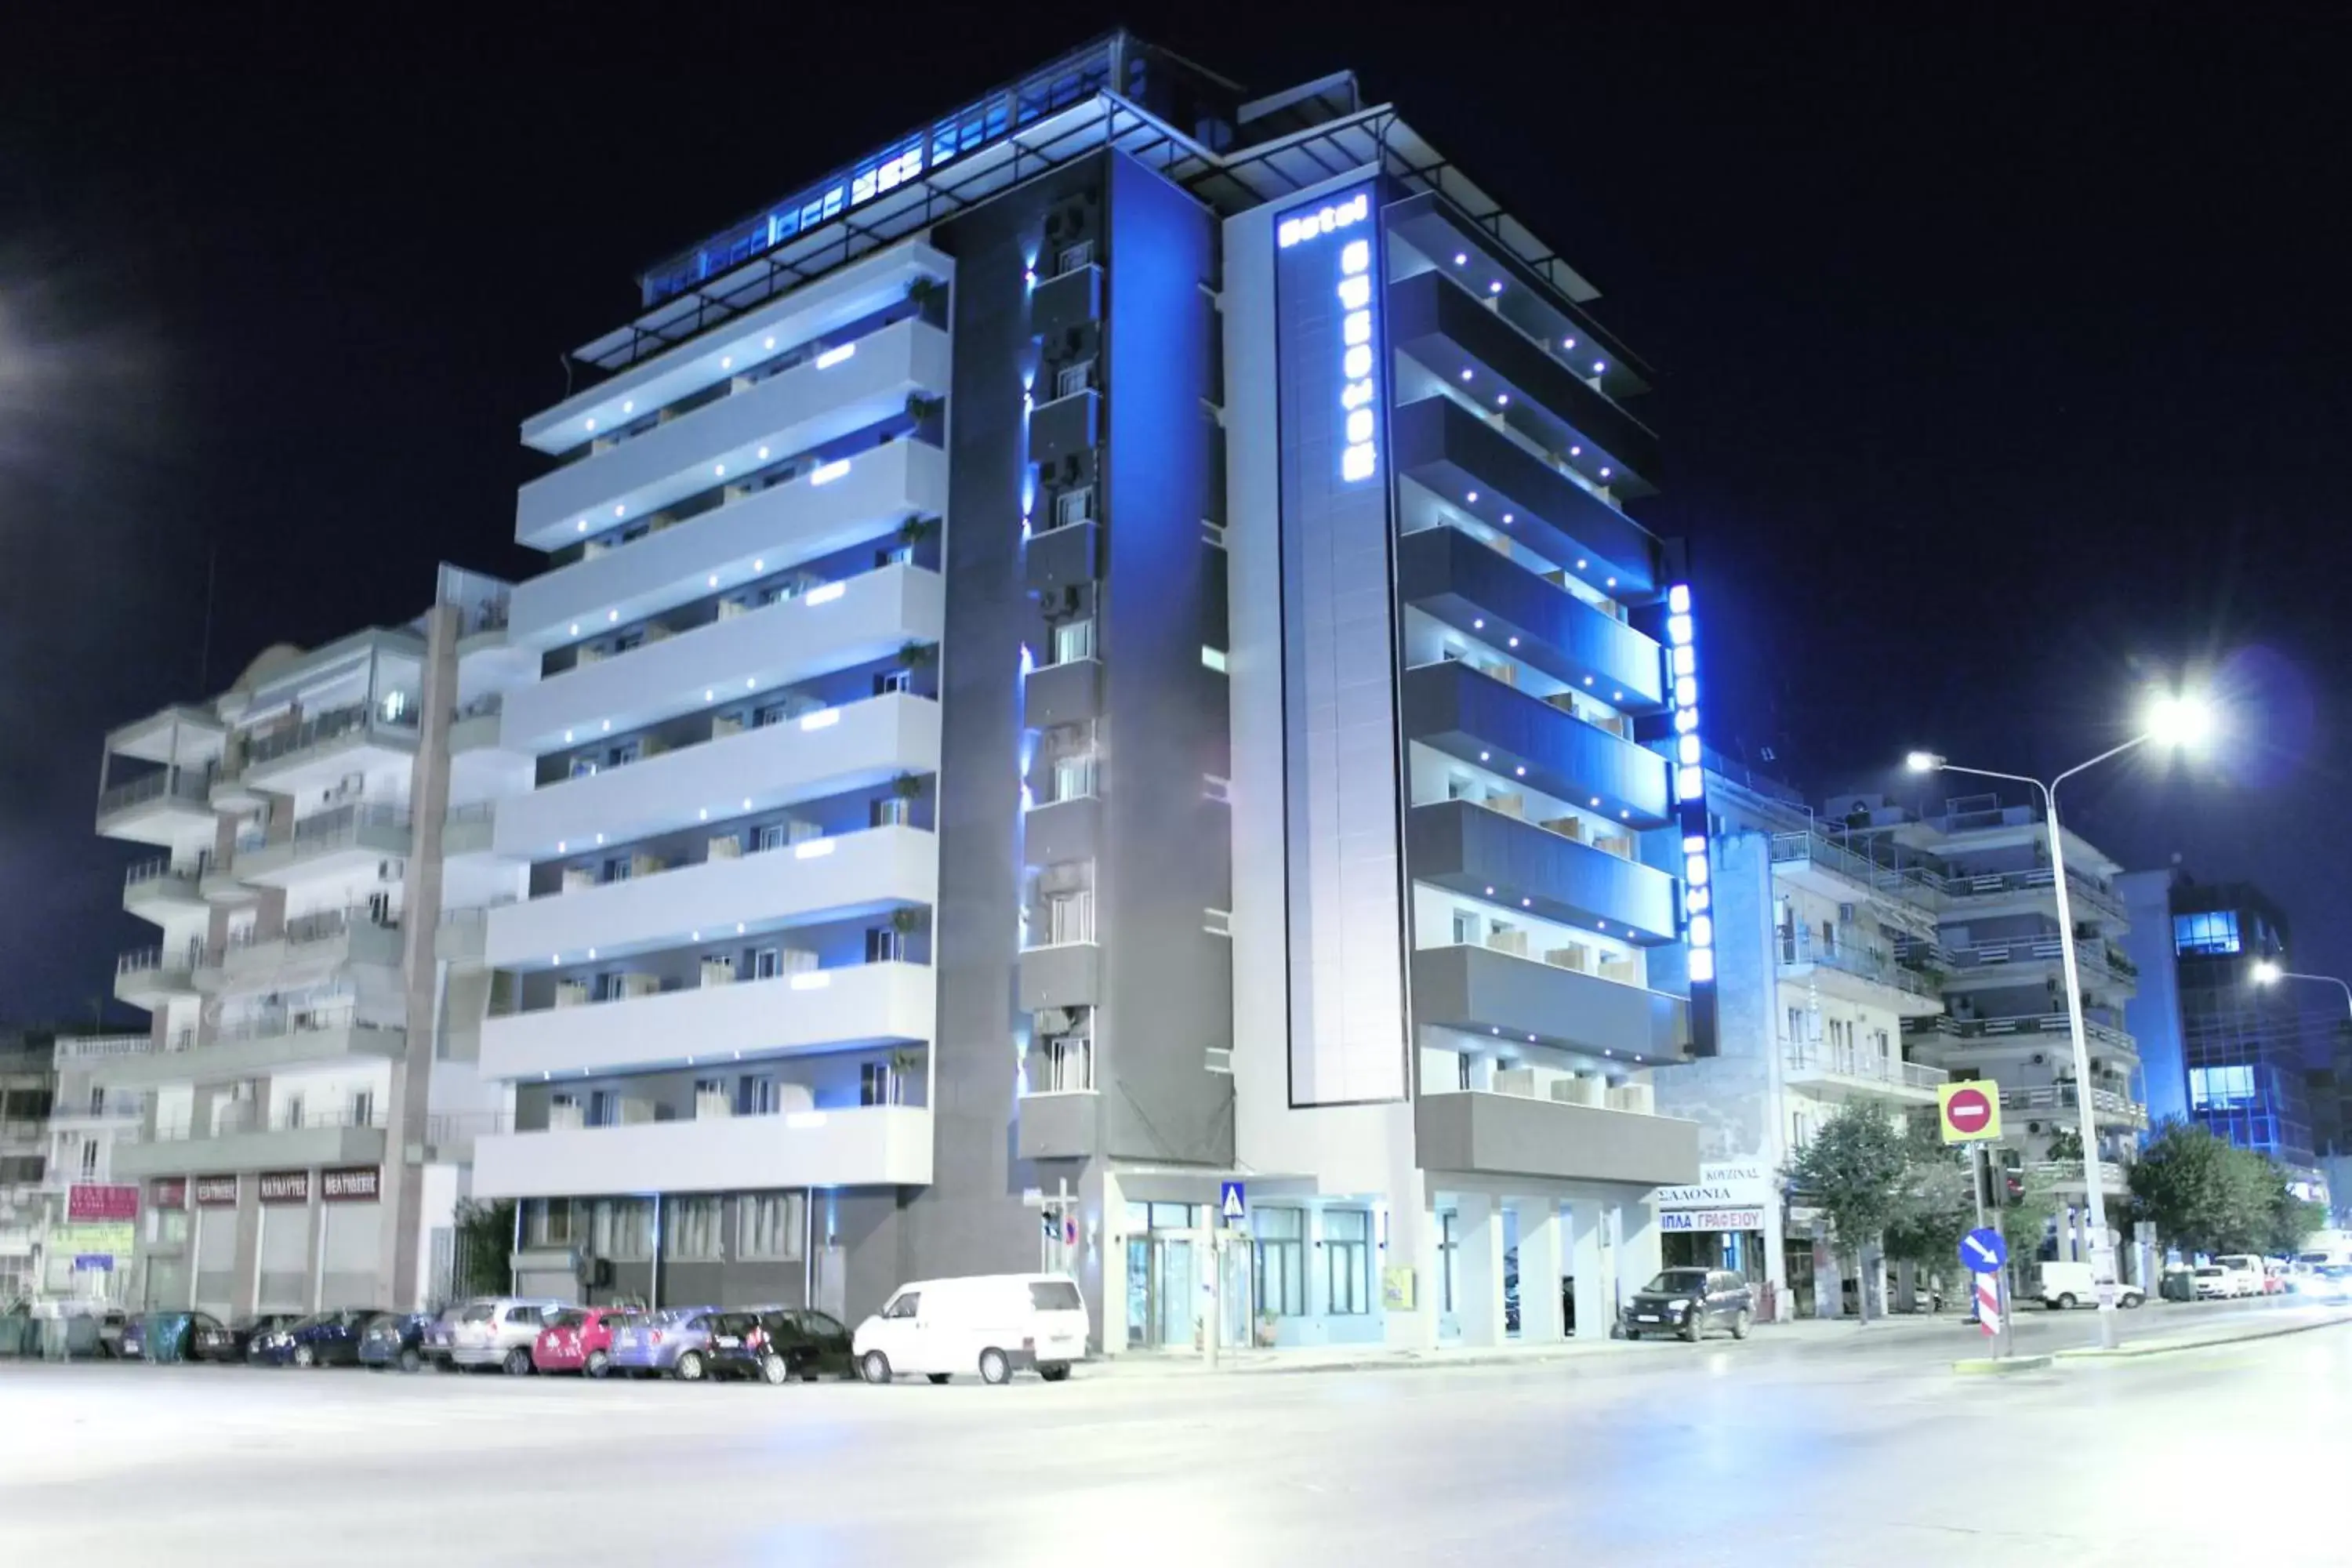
2191,1265,2231,1300
855,1274,1089,1385
706,1308,855,1385
122,1311,230,1362
93,1308,131,1359
186,1312,246,1363
2037,1261,2146,1310
212,1312,304,1361
1621,1268,1755,1342
435,1298,570,1374
358,1312,436,1373
532,1307,633,1377
2211,1255,2267,1298
608,1306,728,1381
248,1308,375,1368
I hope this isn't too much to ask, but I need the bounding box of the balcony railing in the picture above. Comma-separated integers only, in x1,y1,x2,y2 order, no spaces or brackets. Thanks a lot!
142,1105,390,1145
211,1003,382,1045
1906,1012,2136,1054
98,768,209,818
118,945,206,978
2001,1083,2150,1125
52,1034,156,1063
245,702,420,768
1783,1040,1946,1091
124,857,202,894
1777,929,1940,1000
279,906,401,948
1942,865,2126,923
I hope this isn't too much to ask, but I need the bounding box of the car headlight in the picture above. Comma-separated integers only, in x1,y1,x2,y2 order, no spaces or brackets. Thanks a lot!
1665,1298,1691,1312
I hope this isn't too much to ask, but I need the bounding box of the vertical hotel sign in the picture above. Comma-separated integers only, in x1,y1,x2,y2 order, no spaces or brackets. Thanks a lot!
1664,583,1718,1051
1273,181,1408,1106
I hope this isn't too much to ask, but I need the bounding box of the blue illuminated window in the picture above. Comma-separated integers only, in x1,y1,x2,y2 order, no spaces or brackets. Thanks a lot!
2173,911,2241,956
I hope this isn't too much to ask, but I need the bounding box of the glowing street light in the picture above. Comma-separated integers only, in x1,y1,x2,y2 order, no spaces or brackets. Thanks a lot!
1904,684,2215,1351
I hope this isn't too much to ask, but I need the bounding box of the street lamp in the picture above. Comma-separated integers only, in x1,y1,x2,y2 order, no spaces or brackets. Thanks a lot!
1906,688,2214,1350
2252,961,2352,1023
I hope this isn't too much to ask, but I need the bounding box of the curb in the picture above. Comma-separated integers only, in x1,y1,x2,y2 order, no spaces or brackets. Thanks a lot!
1951,1354,2054,1375
2049,1311,2352,1362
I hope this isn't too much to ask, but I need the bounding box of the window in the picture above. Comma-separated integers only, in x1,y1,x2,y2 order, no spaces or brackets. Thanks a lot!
608,741,639,767
875,668,913,696
877,543,913,568
1323,1210,1370,1316
89,1086,105,1117
2191,1064,2259,1109
664,1196,724,1260
1439,1212,1457,1313
1030,1279,1083,1311
753,949,782,980
1053,753,1095,802
504,1305,543,1328
872,795,911,827
1053,618,1094,665
881,1291,920,1320
604,857,632,883
1253,1207,1305,1317
1055,485,1095,528
2174,911,2242,956
861,1061,894,1105
1055,359,1094,398
1453,909,1482,946
529,1199,576,1247
737,1193,804,1261
595,1198,654,1260
1043,1033,1092,1092
349,1091,374,1129
1046,889,1093,946
78,1140,99,1180
752,703,787,729
280,1092,306,1131
587,1091,615,1128
866,926,904,963
735,1076,778,1116
570,757,599,780
753,823,787,853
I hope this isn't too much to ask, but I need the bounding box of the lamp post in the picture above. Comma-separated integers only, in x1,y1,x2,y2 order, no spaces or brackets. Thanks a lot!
1907,691,2212,1350
2252,962,2352,1022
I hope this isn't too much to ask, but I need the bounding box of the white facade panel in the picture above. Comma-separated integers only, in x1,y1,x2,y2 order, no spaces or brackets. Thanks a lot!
521,243,953,455
492,691,939,861
478,960,934,1081
516,319,951,547
487,824,936,966
507,440,947,647
472,1105,933,1198
502,564,945,751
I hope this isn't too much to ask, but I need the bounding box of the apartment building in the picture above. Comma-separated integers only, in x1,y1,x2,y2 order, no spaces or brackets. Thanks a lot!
1838,791,2151,1274
472,31,1709,1352
1650,764,1950,1319
89,568,527,1316
0,1033,58,1303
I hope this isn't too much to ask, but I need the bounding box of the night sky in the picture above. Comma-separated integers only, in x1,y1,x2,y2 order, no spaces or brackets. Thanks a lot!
6,7,2347,1029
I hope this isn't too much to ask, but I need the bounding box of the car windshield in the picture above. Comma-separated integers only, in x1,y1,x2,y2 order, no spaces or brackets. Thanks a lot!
1029,1280,1083,1312
459,1304,499,1323
791,1310,845,1336
1643,1270,1712,1294
2194,1267,2223,1277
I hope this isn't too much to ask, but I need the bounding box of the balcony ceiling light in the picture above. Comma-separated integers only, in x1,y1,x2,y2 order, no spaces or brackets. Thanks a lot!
736,923,746,934
1606,577,1617,588
764,336,775,350
721,356,733,368
1589,797,1600,807
715,464,727,477
622,401,634,413
1466,491,1479,503
608,610,619,622
614,504,625,517
557,840,566,851
1454,252,1468,265
1479,751,1490,761
1576,557,1588,569
562,731,573,743
1508,637,1519,648
587,948,597,959
1563,337,1576,350
1485,886,1494,895
1502,513,1514,523
1583,676,1594,687
600,720,610,733
1489,281,1503,295
585,418,597,431
1515,766,1526,777
1612,689,1623,700
708,575,718,588
569,623,579,636
1461,368,1474,383
741,799,751,810
692,930,701,940
1473,619,1485,630
1620,809,1630,818
746,678,756,689
704,690,714,702
753,558,764,571
1521,898,1531,907
1496,394,1509,407
575,520,587,533
1599,466,1612,479
1593,361,1607,375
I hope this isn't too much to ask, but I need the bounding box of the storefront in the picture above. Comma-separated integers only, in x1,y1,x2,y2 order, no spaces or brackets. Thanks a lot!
1657,1163,1779,1316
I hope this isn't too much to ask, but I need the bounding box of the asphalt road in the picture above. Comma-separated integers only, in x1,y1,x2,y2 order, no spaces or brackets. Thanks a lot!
2,1304,2343,1568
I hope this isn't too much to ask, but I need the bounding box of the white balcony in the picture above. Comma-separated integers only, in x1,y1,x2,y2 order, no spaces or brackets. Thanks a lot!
209,914,405,993
85,1019,405,1091
493,691,938,862
52,1034,157,1065
115,947,201,1007
472,1103,932,1199
502,563,944,753
96,768,215,847
1781,1040,1946,1104
480,960,933,1082
488,825,935,967
110,1114,390,1181
124,858,205,915
233,804,413,887
516,317,950,549
509,440,946,647
241,704,421,797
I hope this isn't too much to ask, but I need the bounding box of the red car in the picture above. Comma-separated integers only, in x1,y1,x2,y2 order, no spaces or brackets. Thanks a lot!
532,1307,633,1377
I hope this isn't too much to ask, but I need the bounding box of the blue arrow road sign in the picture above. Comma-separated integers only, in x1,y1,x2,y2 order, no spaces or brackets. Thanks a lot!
1219,1181,1247,1222
1959,1227,2007,1275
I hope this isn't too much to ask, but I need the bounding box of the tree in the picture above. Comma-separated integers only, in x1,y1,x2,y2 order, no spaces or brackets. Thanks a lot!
2263,1179,2328,1257
1882,1123,1974,1290
452,1198,515,1302
2128,1120,2276,1257
1788,1104,1911,1320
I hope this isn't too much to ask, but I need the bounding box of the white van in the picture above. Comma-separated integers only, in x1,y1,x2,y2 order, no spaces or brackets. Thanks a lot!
853,1274,1089,1385
2037,1261,2144,1310
2210,1255,2266,1298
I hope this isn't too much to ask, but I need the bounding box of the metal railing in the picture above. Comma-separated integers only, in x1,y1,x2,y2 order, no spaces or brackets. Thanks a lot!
1783,1040,1946,1091
2001,1083,2151,1125
124,856,201,892
98,768,209,818
1940,865,2127,922
245,702,420,768
1945,935,2137,987
52,1034,156,1063
1768,831,1947,908
1777,929,1940,1000
454,692,505,721
2026,1159,2128,1190
1905,1012,2136,1054
280,906,401,948
118,945,205,978
143,1105,389,1145
211,1004,382,1044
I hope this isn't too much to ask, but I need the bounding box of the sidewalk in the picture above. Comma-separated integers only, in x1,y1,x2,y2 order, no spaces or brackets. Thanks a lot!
1086,1334,1648,1380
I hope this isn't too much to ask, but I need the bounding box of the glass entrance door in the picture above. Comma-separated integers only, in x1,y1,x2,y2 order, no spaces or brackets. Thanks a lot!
1155,1238,1195,1349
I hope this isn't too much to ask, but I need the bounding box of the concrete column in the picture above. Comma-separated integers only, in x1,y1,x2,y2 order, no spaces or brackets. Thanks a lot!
230,1180,262,1321
1620,1199,1662,1308
1455,1192,1505,1347
1762,1196,1791,1322
1517,1200,1566,1341
1382,1169,1440,1352
1814,1241,1843,1319
1098,1170,1127,1357
1570,1201,1609,1338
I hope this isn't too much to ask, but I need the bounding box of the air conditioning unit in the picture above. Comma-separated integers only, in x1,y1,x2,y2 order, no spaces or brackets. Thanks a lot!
2031,1053,2046,1065
1036,1008,1073,1036
2028,1121,2043,1134
378,858,407,882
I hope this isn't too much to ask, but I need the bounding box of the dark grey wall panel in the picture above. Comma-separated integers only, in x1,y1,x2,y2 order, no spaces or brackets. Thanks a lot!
1018,942,1100,1011
1029,390,1100,466
1401,659,1670,824
1022,795,1100,869
1014,1092,1099,1161
1023,658,1102,727
1025,519,1100,596
1414,1089,1699,1188
1410,942,1690,1061
1396,527,1664,710
1408,797,1679,941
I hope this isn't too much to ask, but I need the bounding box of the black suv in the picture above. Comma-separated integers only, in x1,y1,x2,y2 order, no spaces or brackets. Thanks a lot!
704,1308,855,1385
1622,1268,1755,1342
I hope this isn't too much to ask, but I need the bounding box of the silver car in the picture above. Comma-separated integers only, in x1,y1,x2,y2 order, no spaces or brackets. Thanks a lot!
432,1298,571,1375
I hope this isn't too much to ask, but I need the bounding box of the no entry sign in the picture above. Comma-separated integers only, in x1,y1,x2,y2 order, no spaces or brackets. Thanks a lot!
1937,1080,2002,1143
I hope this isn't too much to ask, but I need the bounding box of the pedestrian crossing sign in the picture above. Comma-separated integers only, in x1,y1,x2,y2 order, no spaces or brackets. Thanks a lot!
1219,1181,1247,1221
